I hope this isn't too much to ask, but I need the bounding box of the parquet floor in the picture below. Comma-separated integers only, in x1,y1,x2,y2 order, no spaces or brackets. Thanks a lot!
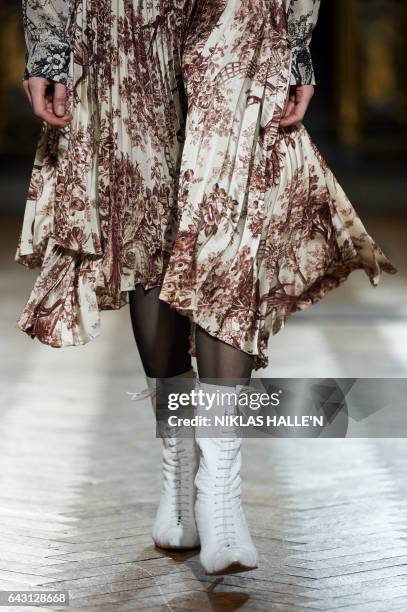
1,214,407,611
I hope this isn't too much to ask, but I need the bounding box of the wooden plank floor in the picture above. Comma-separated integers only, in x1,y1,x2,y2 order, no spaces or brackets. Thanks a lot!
1,214,407,611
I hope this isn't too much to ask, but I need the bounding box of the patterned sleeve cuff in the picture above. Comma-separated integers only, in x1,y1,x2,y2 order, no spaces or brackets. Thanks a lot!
290,46,316,86
24,39,70,84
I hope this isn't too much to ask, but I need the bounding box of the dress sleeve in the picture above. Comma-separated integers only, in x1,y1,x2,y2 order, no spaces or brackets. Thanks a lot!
287,0,321,86
22,0,73,84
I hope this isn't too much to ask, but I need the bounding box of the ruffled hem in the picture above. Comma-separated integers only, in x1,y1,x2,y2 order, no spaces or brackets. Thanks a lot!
157,124,398,370
159,255,395,371
15,238,171,347
16,238,102,347
15,229,396,370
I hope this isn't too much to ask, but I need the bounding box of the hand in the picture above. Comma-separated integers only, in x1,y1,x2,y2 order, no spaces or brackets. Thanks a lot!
280,85,314,128
23,77,73,127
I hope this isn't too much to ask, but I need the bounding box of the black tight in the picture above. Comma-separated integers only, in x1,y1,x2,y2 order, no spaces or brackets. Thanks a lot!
195,325,253,386
129,285,192,378
128,285,253,384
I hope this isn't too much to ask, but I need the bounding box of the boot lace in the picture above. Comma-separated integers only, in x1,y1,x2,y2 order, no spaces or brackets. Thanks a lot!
162,423,194,526
128,385,195,527
126,387,155,401
213,407,241,549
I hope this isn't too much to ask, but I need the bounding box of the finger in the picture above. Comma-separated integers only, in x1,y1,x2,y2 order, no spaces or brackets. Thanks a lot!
29,78,72,127
29,78,50,118
280,99,309,127
280,111,303,127
280,107,301,127
281,99,296,120
38,109,73,127
53,82,67,117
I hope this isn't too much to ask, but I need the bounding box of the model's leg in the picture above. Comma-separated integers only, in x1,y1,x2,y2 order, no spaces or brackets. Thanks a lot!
195,325,253,385
129,285,192,378
129,285,200,549
193,325,258,574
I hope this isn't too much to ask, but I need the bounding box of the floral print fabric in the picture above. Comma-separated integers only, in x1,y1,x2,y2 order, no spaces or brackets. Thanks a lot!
16,0,397,369
22,0,321,86
22,0,73,83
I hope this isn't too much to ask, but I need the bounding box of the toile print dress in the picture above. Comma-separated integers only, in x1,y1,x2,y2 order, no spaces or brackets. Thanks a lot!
17,0,397,370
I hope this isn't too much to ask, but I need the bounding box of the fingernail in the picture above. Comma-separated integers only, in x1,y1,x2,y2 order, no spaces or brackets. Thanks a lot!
56,105,65,116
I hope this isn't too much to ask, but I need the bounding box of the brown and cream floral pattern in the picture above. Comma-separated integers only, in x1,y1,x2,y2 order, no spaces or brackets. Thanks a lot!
16,0,397,369
22,0,321,85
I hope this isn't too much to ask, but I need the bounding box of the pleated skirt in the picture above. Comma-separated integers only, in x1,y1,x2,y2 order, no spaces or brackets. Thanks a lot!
15,0,397,369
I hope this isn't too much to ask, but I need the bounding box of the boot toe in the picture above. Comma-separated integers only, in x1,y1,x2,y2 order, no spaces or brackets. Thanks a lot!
228,545,258,569
153,525,200,550
202,545,258,575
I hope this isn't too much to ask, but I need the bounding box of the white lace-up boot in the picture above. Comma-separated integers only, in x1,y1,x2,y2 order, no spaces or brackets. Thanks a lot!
194,380,258,575
146,370,200,550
